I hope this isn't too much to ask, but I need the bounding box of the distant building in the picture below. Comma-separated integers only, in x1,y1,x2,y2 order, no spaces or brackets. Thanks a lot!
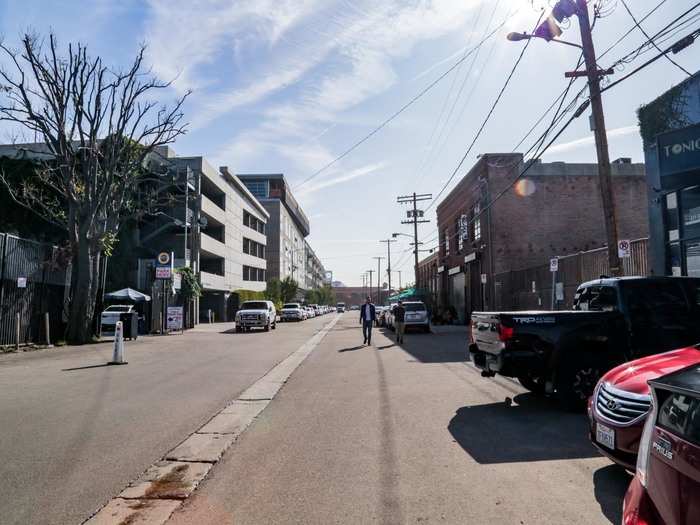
638,71,700,278
435,153,649,323
237,174,325,294
416,252,439,307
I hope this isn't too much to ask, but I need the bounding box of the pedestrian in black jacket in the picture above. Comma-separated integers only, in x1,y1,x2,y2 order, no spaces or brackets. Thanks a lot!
359,296,376,345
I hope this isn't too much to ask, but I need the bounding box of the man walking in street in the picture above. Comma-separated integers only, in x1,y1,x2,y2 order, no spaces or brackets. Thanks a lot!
360,296,376,345
394,300,406,344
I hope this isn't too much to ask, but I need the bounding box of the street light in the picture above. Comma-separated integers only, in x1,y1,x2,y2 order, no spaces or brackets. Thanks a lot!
506,31,582,49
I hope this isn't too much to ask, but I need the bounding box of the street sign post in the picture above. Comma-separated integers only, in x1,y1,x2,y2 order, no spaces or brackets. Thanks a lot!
549,258,558,310
618,239,631,258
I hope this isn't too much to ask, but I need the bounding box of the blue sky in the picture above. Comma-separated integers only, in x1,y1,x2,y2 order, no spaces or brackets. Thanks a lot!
1,0,698,286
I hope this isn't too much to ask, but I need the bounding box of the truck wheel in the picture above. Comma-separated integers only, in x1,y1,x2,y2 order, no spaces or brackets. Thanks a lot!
557,359,603,411
272,321,277,330
236,326,242,333
264,321,270,332
517,374,545,395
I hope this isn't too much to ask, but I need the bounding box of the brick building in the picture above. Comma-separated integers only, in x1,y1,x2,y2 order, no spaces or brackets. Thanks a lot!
416,252,439,307
435,153,649,323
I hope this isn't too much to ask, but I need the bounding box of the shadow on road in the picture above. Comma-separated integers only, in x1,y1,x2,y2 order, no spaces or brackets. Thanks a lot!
338,345,365,353
380,328,468,364
594,464,631,524
448,392,599,463
62,363,119,371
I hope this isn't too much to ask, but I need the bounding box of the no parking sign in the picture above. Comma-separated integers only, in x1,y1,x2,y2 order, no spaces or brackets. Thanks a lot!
618,240,631,258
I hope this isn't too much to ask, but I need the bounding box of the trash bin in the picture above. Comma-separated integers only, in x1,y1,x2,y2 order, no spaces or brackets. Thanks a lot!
119,312,139,340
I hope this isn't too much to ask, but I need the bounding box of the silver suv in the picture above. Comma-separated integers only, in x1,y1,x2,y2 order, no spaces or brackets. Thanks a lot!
235,300,277,332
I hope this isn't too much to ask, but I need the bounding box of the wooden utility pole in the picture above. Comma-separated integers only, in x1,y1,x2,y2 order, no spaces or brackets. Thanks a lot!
574,0,621,276
373,256,384,304
379,239,397,292
397,193,432,287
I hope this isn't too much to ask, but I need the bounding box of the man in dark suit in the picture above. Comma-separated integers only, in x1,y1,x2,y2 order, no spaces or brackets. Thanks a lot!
359,296,376,345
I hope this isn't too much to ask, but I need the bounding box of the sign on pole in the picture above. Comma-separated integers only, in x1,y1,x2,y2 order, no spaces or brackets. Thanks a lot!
618,239,631,258
155,251,173,279
480,274,487,284
17,277,27,288
549,258,559,272
167,306,183,331
173,271,182,291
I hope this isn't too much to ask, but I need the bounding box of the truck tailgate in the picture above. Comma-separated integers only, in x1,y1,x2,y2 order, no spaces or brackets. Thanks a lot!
471,313,502,355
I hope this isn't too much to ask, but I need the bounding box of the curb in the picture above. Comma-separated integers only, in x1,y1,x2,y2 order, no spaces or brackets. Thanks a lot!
83,314,342,525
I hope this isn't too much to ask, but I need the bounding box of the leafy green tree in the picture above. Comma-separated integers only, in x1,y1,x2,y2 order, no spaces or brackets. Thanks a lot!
280,276,298,303
265,278,281,304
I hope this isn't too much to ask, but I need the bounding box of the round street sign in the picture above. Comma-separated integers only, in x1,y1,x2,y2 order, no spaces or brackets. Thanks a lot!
157,252,170,265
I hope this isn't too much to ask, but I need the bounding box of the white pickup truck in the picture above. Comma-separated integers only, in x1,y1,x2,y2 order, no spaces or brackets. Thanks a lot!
100,305,136,335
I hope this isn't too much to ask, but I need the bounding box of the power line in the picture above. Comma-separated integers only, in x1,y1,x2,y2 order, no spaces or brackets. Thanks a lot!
292,7,522,191
619,0,692,75
425,10,545,212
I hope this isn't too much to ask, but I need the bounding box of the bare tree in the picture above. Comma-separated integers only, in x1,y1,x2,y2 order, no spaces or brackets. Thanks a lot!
0,33,188,343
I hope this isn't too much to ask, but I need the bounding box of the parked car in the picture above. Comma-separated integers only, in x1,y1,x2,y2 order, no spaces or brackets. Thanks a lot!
588,345,700,471
469,276,700,409
235,300,277,332
402,301,430,333
386,303,398,330
336,302,346,313
374,306,385,327
622,363,700,525
304,306,315,318
350,305,359,311
280,303,305,322
100,304,136,336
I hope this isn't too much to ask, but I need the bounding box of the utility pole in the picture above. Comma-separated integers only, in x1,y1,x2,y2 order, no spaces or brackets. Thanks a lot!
397,193,432,288
573,0,621,276
373,256,384,304
367,270,374,302
379,239,397,292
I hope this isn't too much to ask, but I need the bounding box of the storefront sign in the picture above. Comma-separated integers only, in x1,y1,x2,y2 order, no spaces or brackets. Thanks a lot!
658,123,700,190
464,252,477,263
448,266,461,276
437,266,445,273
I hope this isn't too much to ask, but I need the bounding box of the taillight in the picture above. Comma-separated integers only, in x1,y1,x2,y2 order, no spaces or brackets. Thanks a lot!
636,389,659,488
498,324,514,342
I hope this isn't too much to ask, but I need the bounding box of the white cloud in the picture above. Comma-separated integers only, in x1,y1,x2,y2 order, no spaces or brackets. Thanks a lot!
544,125,639,156
296,161,387,196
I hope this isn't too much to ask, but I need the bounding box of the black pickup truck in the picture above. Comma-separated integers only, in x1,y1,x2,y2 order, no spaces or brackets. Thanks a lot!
469,276,700,409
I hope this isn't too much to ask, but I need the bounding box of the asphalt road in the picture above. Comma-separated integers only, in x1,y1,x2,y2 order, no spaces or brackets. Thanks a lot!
169,313,631,525
0,315,333,525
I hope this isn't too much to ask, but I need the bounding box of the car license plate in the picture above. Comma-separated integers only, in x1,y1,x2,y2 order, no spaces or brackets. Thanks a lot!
596,423,615,450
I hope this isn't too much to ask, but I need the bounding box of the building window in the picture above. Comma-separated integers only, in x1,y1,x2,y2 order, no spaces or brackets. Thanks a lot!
456,217,465,252
243,237,266,260
243,265,266,281
681,186,700,240
243,210,266,235
443,228,449,257
473,203,481,241
244,180,269,200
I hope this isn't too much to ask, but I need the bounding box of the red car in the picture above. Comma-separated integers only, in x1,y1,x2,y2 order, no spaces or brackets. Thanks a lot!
588,346,700,471
623,363,700,525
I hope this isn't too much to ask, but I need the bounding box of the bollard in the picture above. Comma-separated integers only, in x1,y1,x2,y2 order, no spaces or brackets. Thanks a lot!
44,312,53,347
109,321,128,365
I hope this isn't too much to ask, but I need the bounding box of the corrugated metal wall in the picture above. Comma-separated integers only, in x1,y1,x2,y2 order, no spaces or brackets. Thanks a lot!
493,238,649,311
